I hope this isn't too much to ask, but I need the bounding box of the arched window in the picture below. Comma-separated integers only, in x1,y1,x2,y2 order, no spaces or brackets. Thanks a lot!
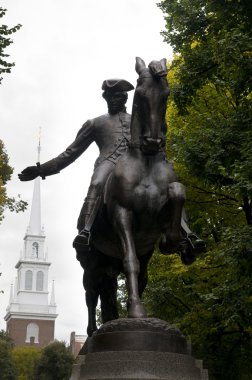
26,323,39,344
36,271,44,291
25,270,33,290
32,242,39,258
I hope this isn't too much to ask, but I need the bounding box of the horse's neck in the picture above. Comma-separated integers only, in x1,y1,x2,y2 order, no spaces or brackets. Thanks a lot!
130,105,142,143
130,104,167,143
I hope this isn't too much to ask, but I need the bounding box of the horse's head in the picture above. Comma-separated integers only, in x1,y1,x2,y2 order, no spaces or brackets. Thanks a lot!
130,57,169,155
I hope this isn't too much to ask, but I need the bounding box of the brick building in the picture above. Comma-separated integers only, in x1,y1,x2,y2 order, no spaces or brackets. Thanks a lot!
70,331,87,357
4,141,57,348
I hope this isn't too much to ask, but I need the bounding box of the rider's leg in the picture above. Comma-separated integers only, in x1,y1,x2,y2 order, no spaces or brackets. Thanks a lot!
181,209,205,248
159,192,206,263
73,160,115,249
77,196,96,232
179,209,206,264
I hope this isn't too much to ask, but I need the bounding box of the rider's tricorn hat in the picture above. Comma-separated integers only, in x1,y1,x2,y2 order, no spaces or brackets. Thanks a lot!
102,79,134,92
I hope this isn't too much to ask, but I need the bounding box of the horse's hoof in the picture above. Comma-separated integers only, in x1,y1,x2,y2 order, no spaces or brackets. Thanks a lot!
128,302,147,318
87,325,97,337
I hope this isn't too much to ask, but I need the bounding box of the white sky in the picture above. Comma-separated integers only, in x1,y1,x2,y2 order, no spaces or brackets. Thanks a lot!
0,0,172,343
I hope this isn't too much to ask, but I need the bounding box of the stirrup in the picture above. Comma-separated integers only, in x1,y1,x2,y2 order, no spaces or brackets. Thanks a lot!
186,233,206,253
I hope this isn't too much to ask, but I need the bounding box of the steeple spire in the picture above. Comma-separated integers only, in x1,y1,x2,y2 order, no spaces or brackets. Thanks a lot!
28,129,42,236
37,127,41,163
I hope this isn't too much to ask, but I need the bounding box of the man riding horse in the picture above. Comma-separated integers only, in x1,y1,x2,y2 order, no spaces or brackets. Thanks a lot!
18,74,204,264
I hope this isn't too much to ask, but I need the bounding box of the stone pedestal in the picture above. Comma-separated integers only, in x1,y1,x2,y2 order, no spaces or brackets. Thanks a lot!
70,318,208,380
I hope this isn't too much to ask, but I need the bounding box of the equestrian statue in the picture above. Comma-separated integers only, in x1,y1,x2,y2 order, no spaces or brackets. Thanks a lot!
19,57,205,337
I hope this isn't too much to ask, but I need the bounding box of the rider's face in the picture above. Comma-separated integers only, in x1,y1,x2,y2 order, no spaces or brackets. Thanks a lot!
106,92,127,114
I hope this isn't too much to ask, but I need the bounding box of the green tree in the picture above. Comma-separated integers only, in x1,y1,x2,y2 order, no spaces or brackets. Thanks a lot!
0,7,21,84
144,1,252,377
165,64,251,241
140,1,252,376
0,140,27,223
158,0,252,112
145,226,252,379
33,341,74,380
0,10,26,223
0,330,17,380
158,0,252,223
12,347,41,380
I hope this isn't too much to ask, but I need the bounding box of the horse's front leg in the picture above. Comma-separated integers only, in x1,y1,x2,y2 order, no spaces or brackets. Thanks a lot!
159,181,186,252
114,206,147,318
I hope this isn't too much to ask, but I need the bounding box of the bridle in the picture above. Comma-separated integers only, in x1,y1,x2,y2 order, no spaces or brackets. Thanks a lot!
130,69,167,155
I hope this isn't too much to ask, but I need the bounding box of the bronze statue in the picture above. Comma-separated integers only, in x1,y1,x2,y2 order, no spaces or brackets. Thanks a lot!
18,79,134,250
19,58,205,336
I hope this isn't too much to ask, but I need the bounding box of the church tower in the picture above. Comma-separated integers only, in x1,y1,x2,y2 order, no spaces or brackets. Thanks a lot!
4,138,57,348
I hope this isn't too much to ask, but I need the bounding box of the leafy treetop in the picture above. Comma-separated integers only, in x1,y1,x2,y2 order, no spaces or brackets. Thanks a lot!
0,7,21,84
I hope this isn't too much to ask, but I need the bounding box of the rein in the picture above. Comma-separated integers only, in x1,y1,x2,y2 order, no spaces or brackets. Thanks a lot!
130,66,168,155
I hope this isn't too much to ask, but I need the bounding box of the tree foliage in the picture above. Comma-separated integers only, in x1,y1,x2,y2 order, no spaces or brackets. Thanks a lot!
158,0,252,112
158,0,252,219
0,9,26,223
141,1,252,379
0,140,27,223
144,225,252,379
12,347,41,380
32,341,74,380
0,7,21,85
0,330,17,380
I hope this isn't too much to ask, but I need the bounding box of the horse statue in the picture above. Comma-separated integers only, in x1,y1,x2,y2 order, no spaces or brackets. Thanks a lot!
78,57,191,337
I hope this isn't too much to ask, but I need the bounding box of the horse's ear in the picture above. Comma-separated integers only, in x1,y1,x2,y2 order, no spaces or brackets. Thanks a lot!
135,57,146,75
160,58,167,73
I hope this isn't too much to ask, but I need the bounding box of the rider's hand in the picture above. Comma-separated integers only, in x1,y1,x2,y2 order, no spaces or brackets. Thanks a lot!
18,166,40,181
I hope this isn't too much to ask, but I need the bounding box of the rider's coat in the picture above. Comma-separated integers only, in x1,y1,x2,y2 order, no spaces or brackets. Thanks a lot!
40,111,131,176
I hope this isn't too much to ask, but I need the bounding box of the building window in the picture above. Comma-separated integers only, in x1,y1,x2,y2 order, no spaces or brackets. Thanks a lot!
36,271,44,291
26,323,39,344
25,270,33,290
32,242,39,258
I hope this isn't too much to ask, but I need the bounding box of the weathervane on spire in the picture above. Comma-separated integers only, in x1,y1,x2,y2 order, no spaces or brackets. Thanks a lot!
37,127,42,164
36,127,46,179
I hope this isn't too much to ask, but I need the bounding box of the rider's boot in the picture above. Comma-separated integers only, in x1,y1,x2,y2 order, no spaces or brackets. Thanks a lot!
159,211,206,264
72,197,96,251
179,232,206,265
73,229,91,250
159,232,206,264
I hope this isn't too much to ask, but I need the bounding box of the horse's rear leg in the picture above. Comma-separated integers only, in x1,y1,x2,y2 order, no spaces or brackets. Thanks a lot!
114,206,147,318
100,274,119,323
83,272,99,337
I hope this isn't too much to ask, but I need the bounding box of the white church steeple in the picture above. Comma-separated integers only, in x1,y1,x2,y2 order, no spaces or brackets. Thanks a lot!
22,134,46,261
5,133,57,347
26,132,43,238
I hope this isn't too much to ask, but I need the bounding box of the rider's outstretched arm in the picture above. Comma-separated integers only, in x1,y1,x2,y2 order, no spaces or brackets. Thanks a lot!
19,120,94,181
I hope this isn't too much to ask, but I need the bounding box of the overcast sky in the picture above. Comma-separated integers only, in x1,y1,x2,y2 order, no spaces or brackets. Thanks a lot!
0,0,172,343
